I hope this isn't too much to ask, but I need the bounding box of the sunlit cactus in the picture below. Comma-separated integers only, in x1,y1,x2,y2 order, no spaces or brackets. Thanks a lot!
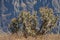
39,7,58,34
9,8,58,37
18,11,38,37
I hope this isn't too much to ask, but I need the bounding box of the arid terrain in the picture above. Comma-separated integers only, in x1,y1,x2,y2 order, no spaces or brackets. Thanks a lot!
0,33,60,40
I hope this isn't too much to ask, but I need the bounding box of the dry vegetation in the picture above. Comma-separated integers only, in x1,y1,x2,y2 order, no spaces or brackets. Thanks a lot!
0,7,59,40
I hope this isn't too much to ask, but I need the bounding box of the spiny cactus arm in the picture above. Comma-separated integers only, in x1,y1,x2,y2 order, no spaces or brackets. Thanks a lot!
39,7,58,34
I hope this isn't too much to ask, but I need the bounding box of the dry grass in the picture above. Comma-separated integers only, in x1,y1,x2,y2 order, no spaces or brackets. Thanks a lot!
0,33,60,40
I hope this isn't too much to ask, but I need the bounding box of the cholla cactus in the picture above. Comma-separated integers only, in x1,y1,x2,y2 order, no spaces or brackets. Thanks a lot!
18,11,38,37
9,18,19,34
9,8,58,37
39,7,58,34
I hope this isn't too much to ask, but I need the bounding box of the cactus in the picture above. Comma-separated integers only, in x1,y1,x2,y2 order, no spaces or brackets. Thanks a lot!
39,7,58,34
18,11,38,37
8,8,58,37
9,18,19,34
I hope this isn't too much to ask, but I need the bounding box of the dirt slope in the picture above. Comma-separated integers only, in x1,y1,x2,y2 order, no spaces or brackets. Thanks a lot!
0,33,60,40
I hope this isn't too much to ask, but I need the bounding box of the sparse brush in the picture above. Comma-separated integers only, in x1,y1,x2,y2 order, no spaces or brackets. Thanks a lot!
8,8,58,38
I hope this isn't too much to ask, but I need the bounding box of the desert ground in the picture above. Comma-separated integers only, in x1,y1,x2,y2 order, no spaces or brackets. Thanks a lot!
0,33,60,40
